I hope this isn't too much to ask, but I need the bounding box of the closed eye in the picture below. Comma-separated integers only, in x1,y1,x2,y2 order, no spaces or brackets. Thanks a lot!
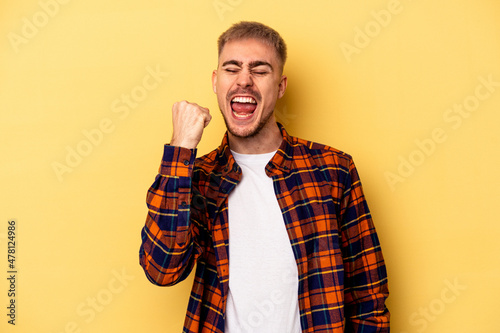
224,67,239,73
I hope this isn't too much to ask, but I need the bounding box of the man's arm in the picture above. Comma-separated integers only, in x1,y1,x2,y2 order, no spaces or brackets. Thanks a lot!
340,158,390,332
139,101,211,286
139,145,200,285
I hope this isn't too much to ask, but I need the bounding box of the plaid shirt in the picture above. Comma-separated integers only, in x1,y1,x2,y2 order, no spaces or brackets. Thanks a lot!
140,124,390,332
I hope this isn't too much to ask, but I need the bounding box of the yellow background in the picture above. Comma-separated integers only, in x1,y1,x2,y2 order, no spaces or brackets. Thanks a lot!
1,0,499,332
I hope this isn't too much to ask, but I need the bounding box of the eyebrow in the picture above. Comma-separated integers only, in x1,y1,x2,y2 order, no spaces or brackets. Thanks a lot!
221,60,274,71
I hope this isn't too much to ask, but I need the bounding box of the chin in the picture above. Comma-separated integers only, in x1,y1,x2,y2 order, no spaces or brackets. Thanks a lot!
221,117,257,139
227,124,257,138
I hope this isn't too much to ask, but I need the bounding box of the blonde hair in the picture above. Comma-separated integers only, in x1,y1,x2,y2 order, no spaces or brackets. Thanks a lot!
217,21,287,71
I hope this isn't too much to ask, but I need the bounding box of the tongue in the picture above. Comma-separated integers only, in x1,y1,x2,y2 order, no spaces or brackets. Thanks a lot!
232,102,257,113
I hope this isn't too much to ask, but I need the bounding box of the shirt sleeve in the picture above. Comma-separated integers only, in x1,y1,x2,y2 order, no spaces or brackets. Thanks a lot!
339,157,390,332
139,145,203,286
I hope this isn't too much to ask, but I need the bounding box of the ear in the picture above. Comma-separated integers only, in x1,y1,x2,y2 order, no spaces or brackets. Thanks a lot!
212,70,218,94
278,75,288,99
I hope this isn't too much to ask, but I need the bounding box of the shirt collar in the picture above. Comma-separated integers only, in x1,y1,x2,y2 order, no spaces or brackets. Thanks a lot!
215,123,294,176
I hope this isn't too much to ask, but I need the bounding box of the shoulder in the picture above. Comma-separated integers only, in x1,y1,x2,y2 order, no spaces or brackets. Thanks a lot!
288,135,353,171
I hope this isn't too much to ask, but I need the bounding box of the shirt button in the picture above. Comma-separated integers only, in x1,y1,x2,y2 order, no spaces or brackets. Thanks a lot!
183,160,189,166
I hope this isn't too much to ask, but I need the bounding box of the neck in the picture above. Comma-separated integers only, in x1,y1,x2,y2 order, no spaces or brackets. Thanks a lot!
228,121,282,154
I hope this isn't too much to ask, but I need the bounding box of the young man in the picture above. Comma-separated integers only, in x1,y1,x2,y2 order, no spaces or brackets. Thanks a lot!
139,21,390,332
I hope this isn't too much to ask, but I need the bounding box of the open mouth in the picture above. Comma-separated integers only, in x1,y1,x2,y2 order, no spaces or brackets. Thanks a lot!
230,96,257,119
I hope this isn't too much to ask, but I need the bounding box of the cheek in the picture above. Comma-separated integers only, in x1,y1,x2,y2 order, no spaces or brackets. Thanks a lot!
215,81,227,97
219,74,235,86
217,80,233,97
262,84,280,101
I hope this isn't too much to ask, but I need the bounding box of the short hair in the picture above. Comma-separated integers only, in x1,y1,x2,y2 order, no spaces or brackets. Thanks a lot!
217,21,287,71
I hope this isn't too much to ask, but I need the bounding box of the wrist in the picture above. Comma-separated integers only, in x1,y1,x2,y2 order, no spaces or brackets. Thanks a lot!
170,136,198,149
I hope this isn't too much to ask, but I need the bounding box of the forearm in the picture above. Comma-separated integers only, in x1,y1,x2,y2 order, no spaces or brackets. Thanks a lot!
139,145,201,286
343,244,390,332
341,159,390,332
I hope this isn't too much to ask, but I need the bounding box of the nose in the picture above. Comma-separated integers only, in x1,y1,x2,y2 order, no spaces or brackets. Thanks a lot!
236,70,253,88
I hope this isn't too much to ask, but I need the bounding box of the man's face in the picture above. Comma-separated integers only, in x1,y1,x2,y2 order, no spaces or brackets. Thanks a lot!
212,38,287,139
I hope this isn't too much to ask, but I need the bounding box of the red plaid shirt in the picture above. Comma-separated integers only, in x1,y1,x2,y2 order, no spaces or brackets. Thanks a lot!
140,124,390,332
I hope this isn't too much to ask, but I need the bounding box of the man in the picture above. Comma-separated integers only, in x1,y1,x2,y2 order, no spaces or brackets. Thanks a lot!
139,21,390,332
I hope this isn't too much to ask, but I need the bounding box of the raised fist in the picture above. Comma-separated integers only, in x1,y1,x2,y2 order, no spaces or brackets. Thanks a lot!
170,100,212,149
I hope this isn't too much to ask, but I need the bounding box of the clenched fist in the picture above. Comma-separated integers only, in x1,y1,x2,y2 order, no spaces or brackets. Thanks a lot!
170,101,212,149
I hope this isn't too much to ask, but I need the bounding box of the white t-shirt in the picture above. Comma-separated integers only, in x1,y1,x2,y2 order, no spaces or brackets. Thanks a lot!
225,150,301,333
